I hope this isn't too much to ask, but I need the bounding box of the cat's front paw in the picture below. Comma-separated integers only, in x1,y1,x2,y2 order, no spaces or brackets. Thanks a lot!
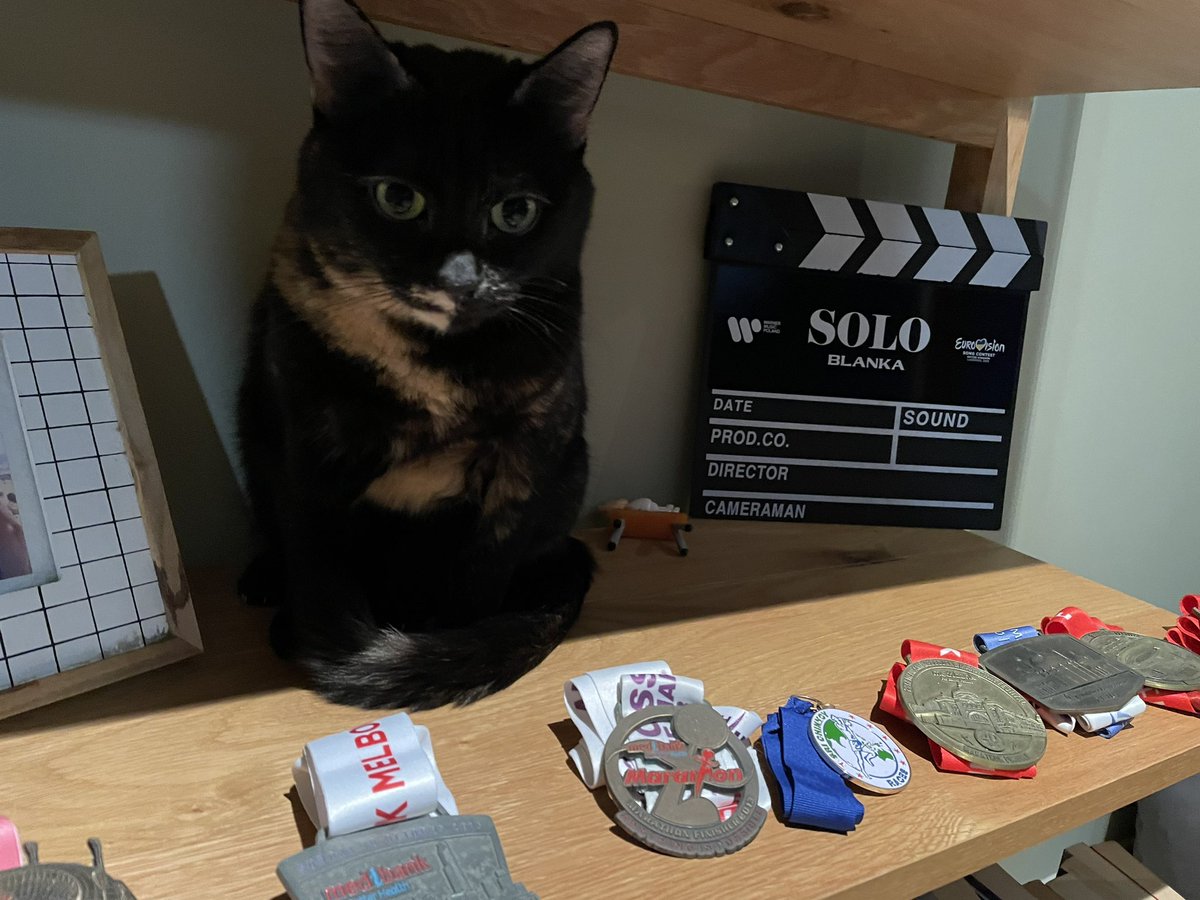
237,551,286,607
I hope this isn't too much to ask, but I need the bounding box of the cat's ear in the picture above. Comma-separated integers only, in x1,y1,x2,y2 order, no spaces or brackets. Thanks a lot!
512,22,618,148
300,0,412,120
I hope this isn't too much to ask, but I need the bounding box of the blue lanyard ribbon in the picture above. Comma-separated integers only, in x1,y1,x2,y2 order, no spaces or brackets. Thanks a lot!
761,697,863,832
973,625,1040,653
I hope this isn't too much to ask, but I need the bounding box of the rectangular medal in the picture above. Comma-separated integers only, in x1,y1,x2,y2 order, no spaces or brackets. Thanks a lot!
277,815,536,900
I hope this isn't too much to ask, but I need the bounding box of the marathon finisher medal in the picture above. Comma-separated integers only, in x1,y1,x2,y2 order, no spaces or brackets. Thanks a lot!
809,708,911,794
899,658,1047,771
980,633,1144,714
1080,630,1200,692
602,703,767,858
277,816,536,900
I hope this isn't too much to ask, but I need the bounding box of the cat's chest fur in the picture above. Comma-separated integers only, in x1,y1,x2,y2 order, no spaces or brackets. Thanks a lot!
270,268,557,522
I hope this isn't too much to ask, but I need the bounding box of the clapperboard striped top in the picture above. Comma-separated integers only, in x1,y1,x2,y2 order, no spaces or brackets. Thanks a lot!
705,182,1047,292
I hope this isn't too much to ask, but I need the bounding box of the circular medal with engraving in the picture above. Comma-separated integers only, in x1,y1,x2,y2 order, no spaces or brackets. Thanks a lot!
1081,630,1200,691
809,708,911,794
602,702,766,858
899,658,1047,771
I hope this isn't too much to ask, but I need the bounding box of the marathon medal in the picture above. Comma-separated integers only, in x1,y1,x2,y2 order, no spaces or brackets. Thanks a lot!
899,658,1047,771
277,816,536,899
980,633,1144,714
602,702,767,857
1081,630,1200,692
808,708,911,794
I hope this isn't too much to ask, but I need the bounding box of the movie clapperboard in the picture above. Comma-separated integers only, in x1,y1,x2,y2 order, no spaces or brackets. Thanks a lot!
691,183,1047,530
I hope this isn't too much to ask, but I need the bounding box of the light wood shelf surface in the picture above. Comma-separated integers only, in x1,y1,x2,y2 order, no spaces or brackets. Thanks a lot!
1,522,1197,898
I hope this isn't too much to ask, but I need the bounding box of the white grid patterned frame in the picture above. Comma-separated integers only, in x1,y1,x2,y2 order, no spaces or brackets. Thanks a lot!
0,229,199,717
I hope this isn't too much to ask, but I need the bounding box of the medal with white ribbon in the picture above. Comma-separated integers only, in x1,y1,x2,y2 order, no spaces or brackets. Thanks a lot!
292,713,458,837
281,715,538,899
564,662,770,836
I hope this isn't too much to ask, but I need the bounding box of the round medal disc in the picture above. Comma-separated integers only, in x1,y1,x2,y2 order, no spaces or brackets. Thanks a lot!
808,708,911,794
1081,630,1200,691
899,658,1047,771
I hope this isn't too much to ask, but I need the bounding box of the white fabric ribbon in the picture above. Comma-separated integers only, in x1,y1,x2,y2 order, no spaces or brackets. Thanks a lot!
565,660,674,789
563,662,768,812
1036,695,1147,735
292,713,458,837
1077,695,1147,733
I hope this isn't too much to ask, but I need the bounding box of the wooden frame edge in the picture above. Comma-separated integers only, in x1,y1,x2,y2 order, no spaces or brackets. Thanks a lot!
0,228,201,721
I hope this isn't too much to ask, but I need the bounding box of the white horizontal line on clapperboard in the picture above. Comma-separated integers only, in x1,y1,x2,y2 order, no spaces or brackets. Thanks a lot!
712,389,1006,415
704,453,998,477
701,489,995,511
708,418,1002,443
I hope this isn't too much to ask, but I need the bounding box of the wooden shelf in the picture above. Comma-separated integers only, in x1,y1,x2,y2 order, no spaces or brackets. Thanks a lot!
343,0,1200,215
1,522,1197,899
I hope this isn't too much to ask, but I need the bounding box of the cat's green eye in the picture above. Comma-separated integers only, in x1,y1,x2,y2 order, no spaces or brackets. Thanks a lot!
372,180,426,221
490,196,542,235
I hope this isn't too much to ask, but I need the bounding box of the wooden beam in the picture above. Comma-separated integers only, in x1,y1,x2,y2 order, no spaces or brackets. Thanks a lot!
349,0,1003,147
946,97,1032,215
638,0,1200,98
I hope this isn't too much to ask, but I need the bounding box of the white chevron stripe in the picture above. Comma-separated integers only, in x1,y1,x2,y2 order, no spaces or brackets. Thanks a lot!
970,252,1030,287
800,234,863,271
865,200,920,242
978,214,1029,255
923,208,974,248
857,240,920,277
915,246,976,282
808,194,863,236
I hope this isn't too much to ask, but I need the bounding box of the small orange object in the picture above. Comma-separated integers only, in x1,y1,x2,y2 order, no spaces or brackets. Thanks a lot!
600,499,692,556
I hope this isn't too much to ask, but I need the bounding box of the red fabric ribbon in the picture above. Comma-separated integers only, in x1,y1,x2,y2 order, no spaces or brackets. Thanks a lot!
1040,606,1122,639
879,641,1037,779
1167,595,1200,655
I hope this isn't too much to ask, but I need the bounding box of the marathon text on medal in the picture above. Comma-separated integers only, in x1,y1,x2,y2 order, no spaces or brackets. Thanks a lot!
321,855,432,900
623,766,744,786
348,722,410,825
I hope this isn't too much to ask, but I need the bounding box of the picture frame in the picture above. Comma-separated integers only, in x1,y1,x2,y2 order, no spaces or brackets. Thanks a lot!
0,228,200,720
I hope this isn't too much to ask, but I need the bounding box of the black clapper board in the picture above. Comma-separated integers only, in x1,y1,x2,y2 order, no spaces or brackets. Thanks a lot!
691,182,1047,530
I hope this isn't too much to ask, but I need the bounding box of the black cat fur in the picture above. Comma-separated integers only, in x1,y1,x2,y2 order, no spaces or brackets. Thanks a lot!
238,0,617,710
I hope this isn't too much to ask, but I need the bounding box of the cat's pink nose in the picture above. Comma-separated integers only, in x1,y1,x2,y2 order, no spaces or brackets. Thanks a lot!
438,251,479,290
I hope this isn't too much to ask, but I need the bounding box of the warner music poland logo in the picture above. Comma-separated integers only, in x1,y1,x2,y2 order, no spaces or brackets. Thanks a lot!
726,317,781,343
955,336,1006,364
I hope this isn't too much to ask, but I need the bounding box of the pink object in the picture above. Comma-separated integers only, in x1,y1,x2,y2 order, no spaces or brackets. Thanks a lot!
0,815,23,870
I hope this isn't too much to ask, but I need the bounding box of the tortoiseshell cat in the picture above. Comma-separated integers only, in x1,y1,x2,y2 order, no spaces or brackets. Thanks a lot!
238,0,616,709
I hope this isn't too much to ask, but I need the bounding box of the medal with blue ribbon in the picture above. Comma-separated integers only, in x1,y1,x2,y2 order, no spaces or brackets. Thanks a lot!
762,697,909,833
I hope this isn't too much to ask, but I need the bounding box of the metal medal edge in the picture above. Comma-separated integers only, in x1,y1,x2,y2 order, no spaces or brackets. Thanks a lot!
899,658,1047,771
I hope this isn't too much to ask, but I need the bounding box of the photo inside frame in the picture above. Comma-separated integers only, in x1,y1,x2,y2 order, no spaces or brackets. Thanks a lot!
0,341,57,595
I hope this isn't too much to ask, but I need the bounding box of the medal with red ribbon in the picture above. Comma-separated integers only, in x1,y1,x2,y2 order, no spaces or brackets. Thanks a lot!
879,640,1042,778
1048,604,1200,716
